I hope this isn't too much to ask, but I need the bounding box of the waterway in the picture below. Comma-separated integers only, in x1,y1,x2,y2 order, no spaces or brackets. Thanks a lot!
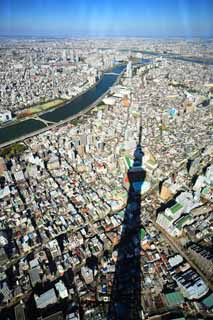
0,54,212,146
142,50,213,65
0,119,46,145
0,65,126,145
40,65,125,123
100,47,213,65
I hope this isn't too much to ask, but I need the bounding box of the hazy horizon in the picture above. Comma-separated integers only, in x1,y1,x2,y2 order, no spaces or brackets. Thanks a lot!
0,0,212,38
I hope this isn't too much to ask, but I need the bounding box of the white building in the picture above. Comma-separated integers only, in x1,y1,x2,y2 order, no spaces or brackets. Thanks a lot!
127,61,132,78
81,266,94,284
55,280,68,299
156,202,185,236
165,202,184,221
173,269,209,300
0,111,12,123
34,288,57,309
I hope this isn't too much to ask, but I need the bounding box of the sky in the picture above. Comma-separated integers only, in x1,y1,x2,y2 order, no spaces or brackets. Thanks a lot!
0,0,212,37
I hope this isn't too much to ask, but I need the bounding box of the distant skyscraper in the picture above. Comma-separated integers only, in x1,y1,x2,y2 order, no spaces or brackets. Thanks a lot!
127,61,132,78
62,50,67,61
68,49,74,62
75,51,80,62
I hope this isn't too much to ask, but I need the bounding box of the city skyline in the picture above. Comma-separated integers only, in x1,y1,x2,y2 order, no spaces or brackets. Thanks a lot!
0,15,212,320
0,0,213,37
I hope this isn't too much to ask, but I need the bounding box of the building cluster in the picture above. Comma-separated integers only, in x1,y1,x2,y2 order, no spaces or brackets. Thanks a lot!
94,37,213,60
0,39,212,319
0,39,128,119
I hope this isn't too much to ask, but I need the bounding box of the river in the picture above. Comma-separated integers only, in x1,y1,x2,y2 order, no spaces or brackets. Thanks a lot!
0,54,212,146
0,65,126,145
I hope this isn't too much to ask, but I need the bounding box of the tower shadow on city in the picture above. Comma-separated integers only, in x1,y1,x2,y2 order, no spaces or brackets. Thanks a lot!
108,124,145,320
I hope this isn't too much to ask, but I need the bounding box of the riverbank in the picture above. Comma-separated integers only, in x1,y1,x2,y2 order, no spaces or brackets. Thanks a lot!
0,63,126,139
0,76,103,129
143,50,213,65
0,65,127,148
17,98,66,118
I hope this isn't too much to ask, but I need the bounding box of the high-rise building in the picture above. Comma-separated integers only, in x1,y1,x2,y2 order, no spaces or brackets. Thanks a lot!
127,61,132,78
62,50,67,61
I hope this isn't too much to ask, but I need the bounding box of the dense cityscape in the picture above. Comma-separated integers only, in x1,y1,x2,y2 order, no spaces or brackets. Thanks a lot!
0,36,212,320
